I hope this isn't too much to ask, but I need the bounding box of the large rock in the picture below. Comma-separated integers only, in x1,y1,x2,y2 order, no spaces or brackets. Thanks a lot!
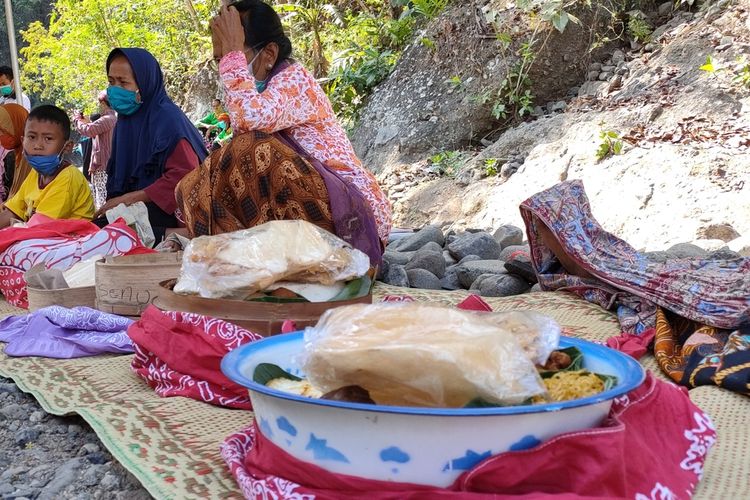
707,246,742,260
504,258,537,284
420,241,444,254
493,224,524,249
382,265,409,288
471,273,530,297
388,225,444,252
456,260,507,288
696,223,740,242
443,250,458,266
405,248,446,278
440,266,463,290
499,244,531,263
406,269,442,290
351,1,615,170
383,251,412,266
457,254,482,265
666,243,708,259
447,232,502,261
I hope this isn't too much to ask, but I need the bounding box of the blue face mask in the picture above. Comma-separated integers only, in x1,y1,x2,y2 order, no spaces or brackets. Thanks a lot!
25,152,63,176
107,86,142,115
247,50,268,93
0,85,11,97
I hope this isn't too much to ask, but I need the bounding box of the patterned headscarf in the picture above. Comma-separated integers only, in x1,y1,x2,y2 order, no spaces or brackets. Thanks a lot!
0,103,31,198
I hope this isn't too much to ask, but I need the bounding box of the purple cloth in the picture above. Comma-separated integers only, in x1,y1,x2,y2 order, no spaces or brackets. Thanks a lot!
269,60,383,268
0,306,134,358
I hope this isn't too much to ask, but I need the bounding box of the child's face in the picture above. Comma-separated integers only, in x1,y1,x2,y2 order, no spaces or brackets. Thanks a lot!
24,119,67,157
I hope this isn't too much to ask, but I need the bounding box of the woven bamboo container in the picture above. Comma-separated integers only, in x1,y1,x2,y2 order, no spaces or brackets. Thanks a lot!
95,253,182,318
27,286,97,311
153,279,373,336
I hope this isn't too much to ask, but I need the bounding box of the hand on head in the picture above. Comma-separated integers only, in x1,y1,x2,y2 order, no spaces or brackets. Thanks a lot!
211,0,245,61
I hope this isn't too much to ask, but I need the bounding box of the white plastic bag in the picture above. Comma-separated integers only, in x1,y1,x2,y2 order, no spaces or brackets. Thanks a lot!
174,220,370,299
300,303,560,408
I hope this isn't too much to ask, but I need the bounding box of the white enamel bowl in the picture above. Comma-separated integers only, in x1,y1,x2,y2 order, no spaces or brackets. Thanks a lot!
222,332,644,487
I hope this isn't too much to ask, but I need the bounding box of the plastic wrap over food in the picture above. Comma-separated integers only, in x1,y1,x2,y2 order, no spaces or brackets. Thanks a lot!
300,304,556,408
482,311,561,366
173,220,370,299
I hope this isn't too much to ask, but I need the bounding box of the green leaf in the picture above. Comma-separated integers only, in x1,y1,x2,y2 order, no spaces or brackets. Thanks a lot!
613,141,623,155
596,373,619,391
539,347,585,378
700,55,716,73
329,275,373,302
551,11,569,33
253,363,302,385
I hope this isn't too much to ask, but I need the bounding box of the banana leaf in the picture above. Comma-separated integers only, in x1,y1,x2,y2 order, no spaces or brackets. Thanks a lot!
253,363,301,385
329,275,373,301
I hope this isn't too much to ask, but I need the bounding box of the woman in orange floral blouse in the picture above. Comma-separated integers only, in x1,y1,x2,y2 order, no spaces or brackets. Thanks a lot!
176,0,388,264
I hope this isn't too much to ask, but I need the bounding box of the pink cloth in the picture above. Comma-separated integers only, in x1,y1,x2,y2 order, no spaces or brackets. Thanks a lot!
221,373,715,499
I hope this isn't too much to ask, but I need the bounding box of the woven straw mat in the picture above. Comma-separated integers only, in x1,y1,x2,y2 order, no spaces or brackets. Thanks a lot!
0,284,746,499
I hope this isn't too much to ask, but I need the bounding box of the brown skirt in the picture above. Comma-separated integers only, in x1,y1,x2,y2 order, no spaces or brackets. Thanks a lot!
176,131,334,237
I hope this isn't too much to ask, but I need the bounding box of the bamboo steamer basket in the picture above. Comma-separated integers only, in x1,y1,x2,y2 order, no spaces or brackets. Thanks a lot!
27,286,97,312
95,252,182,318
153,278,373,336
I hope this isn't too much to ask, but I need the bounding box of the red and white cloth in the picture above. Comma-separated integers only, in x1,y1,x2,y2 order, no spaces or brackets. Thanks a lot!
0,218,152,308
220,373,716,499
129,306,262,410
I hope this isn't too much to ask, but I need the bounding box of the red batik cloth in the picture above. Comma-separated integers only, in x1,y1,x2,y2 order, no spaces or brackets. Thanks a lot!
221,373,715,499
128,306,262,410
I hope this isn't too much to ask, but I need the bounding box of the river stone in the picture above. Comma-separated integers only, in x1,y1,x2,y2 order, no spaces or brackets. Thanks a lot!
457,254,481,265
405,248,446,278
443,250,457,266
382,264,409,288
531,283,542,292
406,269,442,290
707,246,742,260
448,232,501,260
388,225,444,252
440,267,462,290
419,241,444,254
472,274,531,297
499,244,530,262
492,224,524,248
457,260,507,289
504,257,537,284
666,243,708,259
382,251,412,266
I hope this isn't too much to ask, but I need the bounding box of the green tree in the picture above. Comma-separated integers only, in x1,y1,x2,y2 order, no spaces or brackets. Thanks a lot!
20,0,219,111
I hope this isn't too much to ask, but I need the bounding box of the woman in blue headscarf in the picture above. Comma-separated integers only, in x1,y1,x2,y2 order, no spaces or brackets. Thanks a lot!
93,48,207,242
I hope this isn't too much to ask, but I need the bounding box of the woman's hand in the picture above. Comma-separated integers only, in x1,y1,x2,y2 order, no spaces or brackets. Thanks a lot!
210,1,245,61
93,190,149,219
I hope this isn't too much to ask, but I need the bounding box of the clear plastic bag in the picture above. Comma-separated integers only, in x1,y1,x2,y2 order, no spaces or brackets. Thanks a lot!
300,304,561,408
173,220,370,299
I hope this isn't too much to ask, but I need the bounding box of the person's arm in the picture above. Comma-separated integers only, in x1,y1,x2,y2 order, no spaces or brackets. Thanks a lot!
220,52,325,135
74,114,117,138
0,207,15,229
93,139,199,219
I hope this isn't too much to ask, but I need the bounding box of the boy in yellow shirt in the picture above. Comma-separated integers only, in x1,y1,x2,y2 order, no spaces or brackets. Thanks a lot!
0,105,94,227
